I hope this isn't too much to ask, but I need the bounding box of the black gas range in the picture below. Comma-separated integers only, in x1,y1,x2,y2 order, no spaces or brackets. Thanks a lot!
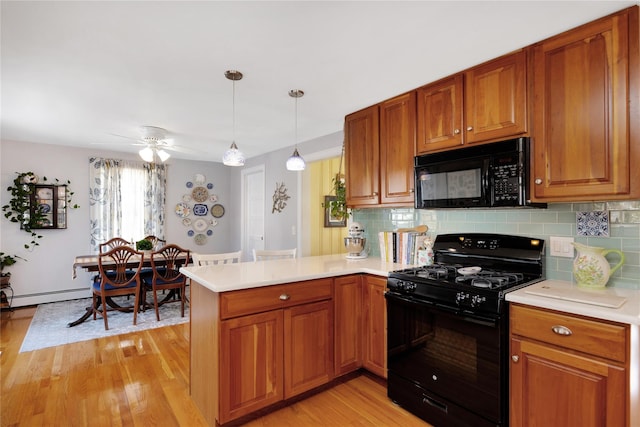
386,233,545,427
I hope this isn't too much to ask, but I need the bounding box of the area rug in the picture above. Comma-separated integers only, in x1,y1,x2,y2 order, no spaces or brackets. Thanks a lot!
20,289,190,353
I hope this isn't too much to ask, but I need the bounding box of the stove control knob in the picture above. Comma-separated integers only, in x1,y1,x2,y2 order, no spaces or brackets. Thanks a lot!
455,292,469,305
397,281,416,292
471,295,486,307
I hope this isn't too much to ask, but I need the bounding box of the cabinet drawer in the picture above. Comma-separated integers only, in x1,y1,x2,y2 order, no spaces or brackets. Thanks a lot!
220,278,333,319
510,304,628,363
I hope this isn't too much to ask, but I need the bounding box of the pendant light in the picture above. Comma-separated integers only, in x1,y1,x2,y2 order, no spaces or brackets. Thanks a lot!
286,89,306,171
222,70,246,167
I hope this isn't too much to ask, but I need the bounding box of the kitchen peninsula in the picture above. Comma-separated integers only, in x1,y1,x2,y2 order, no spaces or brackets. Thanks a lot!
180,254,405,426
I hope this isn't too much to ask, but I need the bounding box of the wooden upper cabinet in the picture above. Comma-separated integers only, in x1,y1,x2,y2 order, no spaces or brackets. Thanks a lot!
345,96,415,208
345,105,380,206
465,51,527,143
531,6,640,201
379,92,416,204
417,50,527,154
416,75,464,152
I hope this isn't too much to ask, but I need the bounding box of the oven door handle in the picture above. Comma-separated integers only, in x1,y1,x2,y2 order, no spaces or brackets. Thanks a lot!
385,291,499,327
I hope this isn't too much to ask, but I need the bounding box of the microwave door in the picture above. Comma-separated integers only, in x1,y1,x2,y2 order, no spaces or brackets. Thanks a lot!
416,158,489,208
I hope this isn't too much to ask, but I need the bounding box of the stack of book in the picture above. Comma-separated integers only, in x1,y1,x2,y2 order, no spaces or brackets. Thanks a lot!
378,230,425,265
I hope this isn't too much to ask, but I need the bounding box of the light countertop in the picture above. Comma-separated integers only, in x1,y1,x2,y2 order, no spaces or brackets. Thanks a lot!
180,254,407,293
506,279,640,325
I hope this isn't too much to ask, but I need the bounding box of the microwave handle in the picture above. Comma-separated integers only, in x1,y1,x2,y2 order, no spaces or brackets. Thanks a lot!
483,158,491,202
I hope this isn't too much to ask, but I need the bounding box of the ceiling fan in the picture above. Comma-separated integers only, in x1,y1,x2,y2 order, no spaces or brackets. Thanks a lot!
101,125,191,162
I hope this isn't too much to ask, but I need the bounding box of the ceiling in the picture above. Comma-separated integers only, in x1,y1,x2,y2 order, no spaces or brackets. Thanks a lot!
2,1,636,163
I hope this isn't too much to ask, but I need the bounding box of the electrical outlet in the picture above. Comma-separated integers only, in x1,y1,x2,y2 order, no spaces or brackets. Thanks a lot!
549,236,574,257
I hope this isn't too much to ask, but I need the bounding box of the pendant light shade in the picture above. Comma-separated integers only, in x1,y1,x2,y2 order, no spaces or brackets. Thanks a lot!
223,70,246,167
286,89,305,171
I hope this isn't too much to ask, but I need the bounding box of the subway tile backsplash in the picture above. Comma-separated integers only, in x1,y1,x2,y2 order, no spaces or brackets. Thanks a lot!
353,201,640,290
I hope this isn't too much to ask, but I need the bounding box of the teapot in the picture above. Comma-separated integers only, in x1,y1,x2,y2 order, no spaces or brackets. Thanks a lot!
572,242,625,288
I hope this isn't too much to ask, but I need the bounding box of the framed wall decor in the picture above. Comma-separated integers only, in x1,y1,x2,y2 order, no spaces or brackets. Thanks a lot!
324,196,346,228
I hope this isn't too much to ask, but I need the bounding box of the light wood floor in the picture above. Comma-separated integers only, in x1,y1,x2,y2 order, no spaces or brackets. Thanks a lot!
1,307,430,427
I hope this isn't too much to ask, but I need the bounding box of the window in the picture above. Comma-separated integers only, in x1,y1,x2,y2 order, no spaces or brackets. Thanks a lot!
89,158,167,252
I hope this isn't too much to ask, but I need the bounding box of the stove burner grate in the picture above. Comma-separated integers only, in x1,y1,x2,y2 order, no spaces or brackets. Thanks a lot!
455,271,524,289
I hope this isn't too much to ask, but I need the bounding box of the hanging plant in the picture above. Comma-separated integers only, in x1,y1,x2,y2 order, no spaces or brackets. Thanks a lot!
329,144,350,221
2,172,79,250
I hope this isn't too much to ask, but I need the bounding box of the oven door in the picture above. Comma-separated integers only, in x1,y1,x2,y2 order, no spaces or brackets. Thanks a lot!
386,292,506,424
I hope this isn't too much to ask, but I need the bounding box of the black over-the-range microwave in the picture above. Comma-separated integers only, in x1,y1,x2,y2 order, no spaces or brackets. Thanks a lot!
414,137,547,209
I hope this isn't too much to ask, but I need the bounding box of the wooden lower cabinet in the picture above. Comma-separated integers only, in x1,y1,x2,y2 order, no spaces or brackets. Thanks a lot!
191,275,388,426
510,304,629,427
362,275,387,378
284,300,334,398
334,275,363,376
220,310,284,422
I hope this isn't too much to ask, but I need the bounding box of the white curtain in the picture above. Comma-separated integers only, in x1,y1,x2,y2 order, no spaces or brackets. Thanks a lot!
89,158,167,252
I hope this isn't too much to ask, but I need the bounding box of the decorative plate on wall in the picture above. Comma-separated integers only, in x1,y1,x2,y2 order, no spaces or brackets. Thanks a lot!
211,204,225,218
194,173,206,185
175,202,191,218
193,218,208,232
182,218,192,227
191,186,209,202
194,233,207,245
193,203,209,216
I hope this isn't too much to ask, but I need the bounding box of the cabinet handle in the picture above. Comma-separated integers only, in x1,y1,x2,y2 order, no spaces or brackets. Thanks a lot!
551,325,572,336
279,294,290,301
534,178,543,185
511,355,519,363
410,188,415,193
466,126,473,131
453,129,460,135
373,192,379,196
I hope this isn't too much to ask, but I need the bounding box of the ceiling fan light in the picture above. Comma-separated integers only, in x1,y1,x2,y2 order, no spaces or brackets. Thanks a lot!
139,146,154,162
223,142,245,167
157,149,171,162
286,148,306,171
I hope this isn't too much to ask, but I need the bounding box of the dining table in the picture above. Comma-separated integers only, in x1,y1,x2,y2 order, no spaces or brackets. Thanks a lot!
69,252,190,327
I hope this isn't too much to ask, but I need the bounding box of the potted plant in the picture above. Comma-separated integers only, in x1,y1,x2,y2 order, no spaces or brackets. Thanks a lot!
135,239,153,254
0,252,24,286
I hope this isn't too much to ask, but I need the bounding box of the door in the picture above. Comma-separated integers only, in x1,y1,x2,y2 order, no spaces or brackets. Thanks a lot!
284,300,333,398
363,275,387,378
242,165,265,261
379,92,416,205
531,9,636,200
344,105,380,206
510,338,626,427
219,310,284,423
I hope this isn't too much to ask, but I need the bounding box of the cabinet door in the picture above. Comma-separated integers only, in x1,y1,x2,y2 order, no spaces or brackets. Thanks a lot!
362,275,387,378
510,338,626,427
379,92,416,205
219,310,284,424
334,275,362,376
345,105,380,206
532,8,640,201
284,300,333,398
465,50,527,144
416,75,463,153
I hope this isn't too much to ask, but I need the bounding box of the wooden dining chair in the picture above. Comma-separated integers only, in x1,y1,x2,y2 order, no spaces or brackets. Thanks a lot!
252,248,296,261
93,245,144,330
192,251,242,266
99,237,132,253
145,244,190,321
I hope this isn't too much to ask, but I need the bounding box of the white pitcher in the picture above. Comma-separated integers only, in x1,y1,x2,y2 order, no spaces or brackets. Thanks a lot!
572,242,625,288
